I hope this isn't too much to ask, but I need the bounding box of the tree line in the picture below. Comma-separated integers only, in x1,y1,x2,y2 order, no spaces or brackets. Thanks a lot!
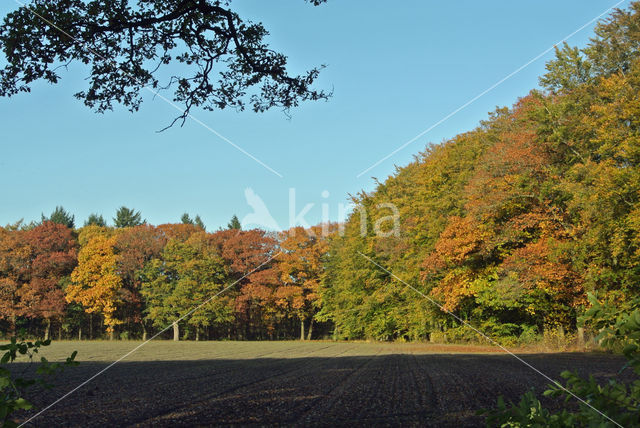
319,3,640,344
0,207,333,341
3,3,640,345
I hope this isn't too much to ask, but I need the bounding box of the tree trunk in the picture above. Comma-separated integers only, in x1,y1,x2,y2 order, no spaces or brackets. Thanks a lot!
300,318,305,341
44,318,51,341
141,321,148,341
172,322,179,341
58,325,62,340
89,314,93,339
109,329,114,341
306,318,313,341
577,327,585,346
10,314,16,337
78,326,82,341
195,328,200,341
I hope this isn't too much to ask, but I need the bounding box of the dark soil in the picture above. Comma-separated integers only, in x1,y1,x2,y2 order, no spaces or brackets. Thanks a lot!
11,341,631,427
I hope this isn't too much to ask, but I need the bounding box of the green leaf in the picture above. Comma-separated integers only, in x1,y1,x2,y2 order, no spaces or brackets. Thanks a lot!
0,376,10,390
13,398,33,410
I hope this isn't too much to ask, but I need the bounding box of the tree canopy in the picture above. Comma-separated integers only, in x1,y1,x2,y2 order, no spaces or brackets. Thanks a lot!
113,206,144,228
2,3,640,346
84,213,106,227
0,0,330,127
42,206,75,229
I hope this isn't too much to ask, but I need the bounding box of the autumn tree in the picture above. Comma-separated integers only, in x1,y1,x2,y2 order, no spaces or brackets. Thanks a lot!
157,223,201,242
422,96,586,337
0,228,30,335
277,225,333,340
319,120,490,340
210,229,279,339
113,225,167,339
21,222,78,340
67,232,123,339
140,233,229,341
0,0,330,128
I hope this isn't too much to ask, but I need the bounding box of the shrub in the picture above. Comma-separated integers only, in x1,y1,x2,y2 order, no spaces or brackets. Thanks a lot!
0,336,78,427
484,294,640,427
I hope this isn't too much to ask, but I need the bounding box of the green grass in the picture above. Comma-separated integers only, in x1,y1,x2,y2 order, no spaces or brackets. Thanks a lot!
21,340,510,363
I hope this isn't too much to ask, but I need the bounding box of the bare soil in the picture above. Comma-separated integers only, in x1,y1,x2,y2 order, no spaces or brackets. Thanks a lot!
11,341,631,427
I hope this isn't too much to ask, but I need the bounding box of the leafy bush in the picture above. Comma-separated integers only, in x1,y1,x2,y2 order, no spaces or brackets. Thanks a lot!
484,294,640,427
430,321,542,348
0,337,78,427
517,325,540,346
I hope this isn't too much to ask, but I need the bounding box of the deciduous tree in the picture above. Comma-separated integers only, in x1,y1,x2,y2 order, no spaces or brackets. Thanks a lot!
0,0,330,128
67,233,122,339
21,222,78,340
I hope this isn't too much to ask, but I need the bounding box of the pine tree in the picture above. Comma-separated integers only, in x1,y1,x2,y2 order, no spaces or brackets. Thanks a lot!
42,206,75,229
194,215,206,230
113,207,144,228
227,215,241,230
84,213,107,227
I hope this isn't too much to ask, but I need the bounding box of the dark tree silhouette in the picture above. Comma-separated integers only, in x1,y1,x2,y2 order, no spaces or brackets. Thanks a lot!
42,206,75,229
113,206,144,228
194,215,205,230
0,0,330,128
180,213,194,225
181,213,205,230
84,213,106,227
227,214,241,230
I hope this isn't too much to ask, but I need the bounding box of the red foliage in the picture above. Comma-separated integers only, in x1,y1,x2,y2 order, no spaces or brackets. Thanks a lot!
21,222,77,321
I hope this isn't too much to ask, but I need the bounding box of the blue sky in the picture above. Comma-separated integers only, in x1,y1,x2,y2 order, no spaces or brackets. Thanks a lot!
0,0,628,230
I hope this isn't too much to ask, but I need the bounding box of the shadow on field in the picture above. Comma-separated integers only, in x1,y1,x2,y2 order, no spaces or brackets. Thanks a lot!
15,352,631,427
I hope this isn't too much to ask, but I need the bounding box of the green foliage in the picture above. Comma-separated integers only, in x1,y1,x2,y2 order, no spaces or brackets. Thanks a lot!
227,215,241,230
41,206,74,229
84,213,106,227
582,294,640,372
0,336,78,427
113,207,144,228
484,295,640,427
140,235,232,339
540,2,640,93
194,216,205,231
180,213,193,225
0,0,329,127
539,42,592,92
320,2,640,342
4,1,640,346
181,214,205,230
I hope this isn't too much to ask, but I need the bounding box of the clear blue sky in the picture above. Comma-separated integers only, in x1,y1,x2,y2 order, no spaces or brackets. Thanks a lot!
0,0,627,230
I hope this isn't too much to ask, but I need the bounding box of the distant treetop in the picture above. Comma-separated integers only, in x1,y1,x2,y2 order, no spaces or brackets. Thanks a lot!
84,213,107,227
113,207,144,228
42,206,75,229
181,213,206,230
227,215,242,230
